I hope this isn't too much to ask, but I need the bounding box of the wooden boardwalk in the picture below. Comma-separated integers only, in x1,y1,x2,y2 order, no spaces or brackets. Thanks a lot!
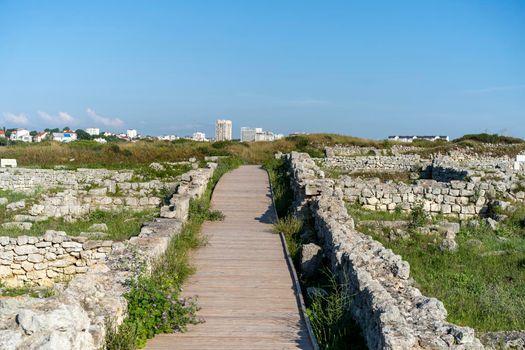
144,165,314,350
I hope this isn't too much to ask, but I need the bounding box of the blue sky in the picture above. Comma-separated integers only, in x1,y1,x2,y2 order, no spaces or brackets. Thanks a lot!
0,0,524,139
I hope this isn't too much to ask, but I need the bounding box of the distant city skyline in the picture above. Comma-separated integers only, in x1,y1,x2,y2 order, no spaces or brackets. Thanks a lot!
0,1,524,139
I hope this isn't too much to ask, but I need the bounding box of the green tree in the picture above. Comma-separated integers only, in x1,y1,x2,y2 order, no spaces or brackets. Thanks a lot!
75,129,92,140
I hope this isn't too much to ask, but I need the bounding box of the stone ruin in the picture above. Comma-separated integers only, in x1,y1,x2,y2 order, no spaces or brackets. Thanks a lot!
0,163,216,349
286,151,484,349
319,146,525,219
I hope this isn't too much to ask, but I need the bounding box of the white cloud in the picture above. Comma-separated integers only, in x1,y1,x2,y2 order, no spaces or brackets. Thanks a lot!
3,112,30,125
38,111,75,125
86,108,124,128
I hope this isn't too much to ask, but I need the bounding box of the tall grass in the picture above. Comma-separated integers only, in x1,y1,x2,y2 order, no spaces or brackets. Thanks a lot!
263,158,294,218
272,215,303,259
306,273,367,350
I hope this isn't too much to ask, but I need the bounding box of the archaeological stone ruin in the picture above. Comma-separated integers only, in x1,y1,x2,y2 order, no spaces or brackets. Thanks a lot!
0,162,216,349
286,151,486,349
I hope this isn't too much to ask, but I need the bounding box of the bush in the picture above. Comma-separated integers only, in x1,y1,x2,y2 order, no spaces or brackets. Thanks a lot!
409,205,427,228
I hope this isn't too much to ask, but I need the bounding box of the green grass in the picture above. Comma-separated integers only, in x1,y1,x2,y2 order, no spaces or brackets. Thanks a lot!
348,202,525,331
263,157,294,218
0,283,55,298
1,209,159,241
272,215,303,259
265,158,367,349
131,163,192,182
359,216,525,332
306,273,367,350
104,158,242,350
2,133,525,170
0,189,30,203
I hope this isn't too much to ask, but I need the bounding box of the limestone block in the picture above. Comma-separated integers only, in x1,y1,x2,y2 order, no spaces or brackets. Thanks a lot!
27,254,44,263
21,261,34,272
14,245,38,255
0,265,12,277
441,205,452,214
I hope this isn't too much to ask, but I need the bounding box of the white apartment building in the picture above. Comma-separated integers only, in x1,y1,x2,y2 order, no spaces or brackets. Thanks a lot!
255,131,275,142
86,128,100,136
192,132,208,142
126,129,138,139
241,127,281,142
215,119,232,141
240,127,262,142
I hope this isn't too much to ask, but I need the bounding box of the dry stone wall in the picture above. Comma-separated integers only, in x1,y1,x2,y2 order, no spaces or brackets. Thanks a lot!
319,155,423,173
0,168,133,193
318,151,525,217
0,164,216,350
286,151,484,349
338,177,491,218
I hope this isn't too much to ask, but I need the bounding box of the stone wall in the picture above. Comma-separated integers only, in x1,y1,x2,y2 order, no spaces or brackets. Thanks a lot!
286,152,484,349
28,188,162,221
317,151,525,218
0,231,112,287
325,146,382,157
0,165,214,288
0,164,216,349
319,155,423,173
0,168,133,193
338,176,491,218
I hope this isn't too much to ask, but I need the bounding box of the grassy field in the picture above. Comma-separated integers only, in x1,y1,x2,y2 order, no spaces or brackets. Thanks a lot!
2,133,523,170
349,204,525,332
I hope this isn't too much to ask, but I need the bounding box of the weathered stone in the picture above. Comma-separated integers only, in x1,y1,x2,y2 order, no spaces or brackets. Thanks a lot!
300,243,322,278
440,238,458,252
27,253,44,263
88,223,108,232
13,245,38,255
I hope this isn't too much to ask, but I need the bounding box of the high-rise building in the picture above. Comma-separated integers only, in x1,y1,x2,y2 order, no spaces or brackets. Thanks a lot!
240,127,262,142
215,119,232,141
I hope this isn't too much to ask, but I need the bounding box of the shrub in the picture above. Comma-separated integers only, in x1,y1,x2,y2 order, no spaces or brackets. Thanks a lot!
109,144,121,153
409,205,427,228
